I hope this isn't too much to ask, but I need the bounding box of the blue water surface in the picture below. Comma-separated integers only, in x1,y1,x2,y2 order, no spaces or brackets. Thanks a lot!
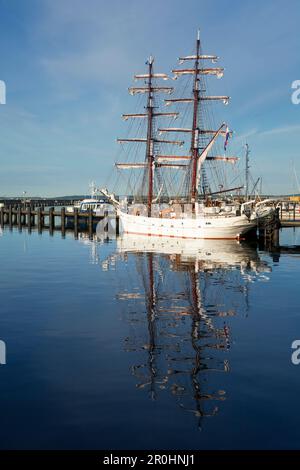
0,227,299,449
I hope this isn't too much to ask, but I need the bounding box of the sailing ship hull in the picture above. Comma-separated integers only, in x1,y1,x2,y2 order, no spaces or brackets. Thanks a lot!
118,209,257,240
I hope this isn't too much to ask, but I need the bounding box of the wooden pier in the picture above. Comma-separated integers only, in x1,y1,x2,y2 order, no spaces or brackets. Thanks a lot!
256,207,281,248
0,205,119,239
278,201,300,227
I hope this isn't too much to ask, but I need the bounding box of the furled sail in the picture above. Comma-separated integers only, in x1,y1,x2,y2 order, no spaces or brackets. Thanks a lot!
158,128,192,134
154,155,238,163
117,138,147,143
134,73,169,80
165,98,193,106
200,96,230,105
154,139,184,146
199,129,232,137
178,55,218,64
116,162,187,169
154,155,191,162
172,68,224,79
122,112,179,120
164,96,229,106
129,87,173,95
115,163,147,169
122,113,148,120
156,163,188,169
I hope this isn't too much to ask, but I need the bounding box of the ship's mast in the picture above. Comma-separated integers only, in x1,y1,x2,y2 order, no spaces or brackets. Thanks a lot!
117,60,180,215
146,57,154,217
245,143,250,200
190,31,201,207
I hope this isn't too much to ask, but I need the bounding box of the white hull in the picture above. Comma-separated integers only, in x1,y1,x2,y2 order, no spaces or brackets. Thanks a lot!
118,209,257,240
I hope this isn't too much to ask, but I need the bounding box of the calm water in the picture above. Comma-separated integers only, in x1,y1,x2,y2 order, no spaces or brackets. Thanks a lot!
0,226,300,449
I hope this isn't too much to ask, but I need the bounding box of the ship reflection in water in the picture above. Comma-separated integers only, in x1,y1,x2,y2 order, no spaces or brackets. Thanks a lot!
91,234,272,428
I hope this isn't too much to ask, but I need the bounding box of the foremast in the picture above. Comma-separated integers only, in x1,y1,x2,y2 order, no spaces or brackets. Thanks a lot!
116,58,180,217
146,57,154,217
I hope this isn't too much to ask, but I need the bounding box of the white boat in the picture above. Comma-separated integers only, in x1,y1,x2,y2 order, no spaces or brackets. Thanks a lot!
102,32,275,240
66,198,113,216
76,198,113,216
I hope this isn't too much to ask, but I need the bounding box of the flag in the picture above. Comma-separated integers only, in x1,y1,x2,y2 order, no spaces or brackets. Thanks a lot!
224,126,230,151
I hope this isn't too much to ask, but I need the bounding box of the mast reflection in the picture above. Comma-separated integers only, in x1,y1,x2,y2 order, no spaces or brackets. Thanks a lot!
115,235,271,427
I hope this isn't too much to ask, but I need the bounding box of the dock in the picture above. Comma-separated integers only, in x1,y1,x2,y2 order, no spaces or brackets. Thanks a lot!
278,201,300,227
0,205,119,239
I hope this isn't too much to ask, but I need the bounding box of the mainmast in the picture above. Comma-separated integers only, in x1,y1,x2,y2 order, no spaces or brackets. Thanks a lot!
160,31,237,205
146,57,154,217
190,31,201,207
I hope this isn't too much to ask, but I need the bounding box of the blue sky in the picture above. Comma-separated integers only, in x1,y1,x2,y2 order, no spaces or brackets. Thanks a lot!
0,0,300,196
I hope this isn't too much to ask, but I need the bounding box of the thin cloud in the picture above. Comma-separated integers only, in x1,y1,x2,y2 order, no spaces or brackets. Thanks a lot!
259,124,300,137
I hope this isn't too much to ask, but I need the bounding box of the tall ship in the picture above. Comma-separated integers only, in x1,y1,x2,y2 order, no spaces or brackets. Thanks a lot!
102,32,274,239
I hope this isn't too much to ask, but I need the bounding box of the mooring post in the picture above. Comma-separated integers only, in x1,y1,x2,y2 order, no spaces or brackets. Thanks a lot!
41,207,45,228
0,206,4,227
88,209,93,238
293,203,296,221
27,205,31,230
8,205,12,227
61,207,66,236
49,207,54,233
74,208,78,239
12,205,16,225
18,205,22,231
31,205,35,226
37,207,42,233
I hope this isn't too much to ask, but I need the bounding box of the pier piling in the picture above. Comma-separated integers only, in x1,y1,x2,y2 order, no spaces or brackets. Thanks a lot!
88,209,93,238
61,207,66,236
18,206,22,231
37,207,42,233
27,206,31,230
8,205,12,227
74,208,79,239
0,207,4,227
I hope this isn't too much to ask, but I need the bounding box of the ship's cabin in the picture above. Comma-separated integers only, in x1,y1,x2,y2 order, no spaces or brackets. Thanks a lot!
79,198,107,211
